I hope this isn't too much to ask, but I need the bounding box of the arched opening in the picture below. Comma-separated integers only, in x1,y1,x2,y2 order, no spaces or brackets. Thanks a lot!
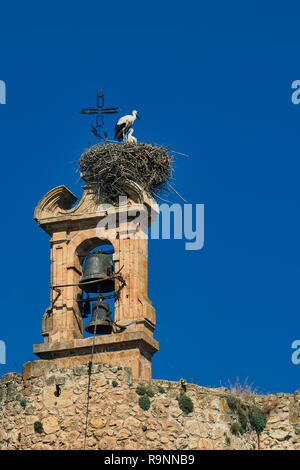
76,239,116,337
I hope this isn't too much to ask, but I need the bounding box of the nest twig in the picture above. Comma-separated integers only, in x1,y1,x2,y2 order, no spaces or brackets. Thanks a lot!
79,142,174,205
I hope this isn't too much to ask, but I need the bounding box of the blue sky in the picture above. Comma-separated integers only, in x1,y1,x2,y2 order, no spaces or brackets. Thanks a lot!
1,1,300,393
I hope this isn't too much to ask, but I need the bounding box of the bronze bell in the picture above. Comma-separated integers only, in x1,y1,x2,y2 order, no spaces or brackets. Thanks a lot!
79,252,114,294
85,300,113,335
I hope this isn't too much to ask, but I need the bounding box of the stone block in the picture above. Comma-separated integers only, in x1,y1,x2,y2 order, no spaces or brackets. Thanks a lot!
42,416,59,434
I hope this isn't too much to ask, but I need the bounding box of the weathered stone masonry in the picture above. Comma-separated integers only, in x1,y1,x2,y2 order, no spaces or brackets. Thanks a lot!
1,360,300,450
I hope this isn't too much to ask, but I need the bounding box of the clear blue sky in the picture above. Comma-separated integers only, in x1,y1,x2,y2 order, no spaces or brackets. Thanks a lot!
1,1,300,394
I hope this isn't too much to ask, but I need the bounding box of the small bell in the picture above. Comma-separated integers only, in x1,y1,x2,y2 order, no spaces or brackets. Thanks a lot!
85,300,113,335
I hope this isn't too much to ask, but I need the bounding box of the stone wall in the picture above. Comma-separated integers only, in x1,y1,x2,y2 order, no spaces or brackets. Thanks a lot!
0,359,299,450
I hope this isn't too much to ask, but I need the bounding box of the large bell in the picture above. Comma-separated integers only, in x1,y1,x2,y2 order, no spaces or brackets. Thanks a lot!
85,301,113,335
79,252,114,294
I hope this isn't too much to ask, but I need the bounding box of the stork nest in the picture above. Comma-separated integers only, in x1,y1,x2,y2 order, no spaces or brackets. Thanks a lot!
79,142,174,205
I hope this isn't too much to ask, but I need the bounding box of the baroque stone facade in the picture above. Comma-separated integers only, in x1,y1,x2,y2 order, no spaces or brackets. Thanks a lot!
0,359,299,450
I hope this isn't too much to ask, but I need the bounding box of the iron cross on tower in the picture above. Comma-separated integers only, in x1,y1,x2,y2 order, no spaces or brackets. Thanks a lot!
79,89,120,144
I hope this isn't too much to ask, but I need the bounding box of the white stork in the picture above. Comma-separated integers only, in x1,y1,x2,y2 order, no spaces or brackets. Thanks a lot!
127,128,137,144
114,110,140,142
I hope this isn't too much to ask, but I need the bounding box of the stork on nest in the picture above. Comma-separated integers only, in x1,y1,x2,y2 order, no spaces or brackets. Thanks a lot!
114,110,140,142
79,142,174,205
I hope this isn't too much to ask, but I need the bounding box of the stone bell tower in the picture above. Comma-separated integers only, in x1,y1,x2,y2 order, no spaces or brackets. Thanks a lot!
33,182,159,379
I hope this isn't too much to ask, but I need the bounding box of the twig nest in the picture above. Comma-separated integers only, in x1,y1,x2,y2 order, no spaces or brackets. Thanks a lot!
79,142,173,205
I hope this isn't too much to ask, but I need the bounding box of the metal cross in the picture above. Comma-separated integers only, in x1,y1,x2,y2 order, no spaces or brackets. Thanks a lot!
79,89,120,144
